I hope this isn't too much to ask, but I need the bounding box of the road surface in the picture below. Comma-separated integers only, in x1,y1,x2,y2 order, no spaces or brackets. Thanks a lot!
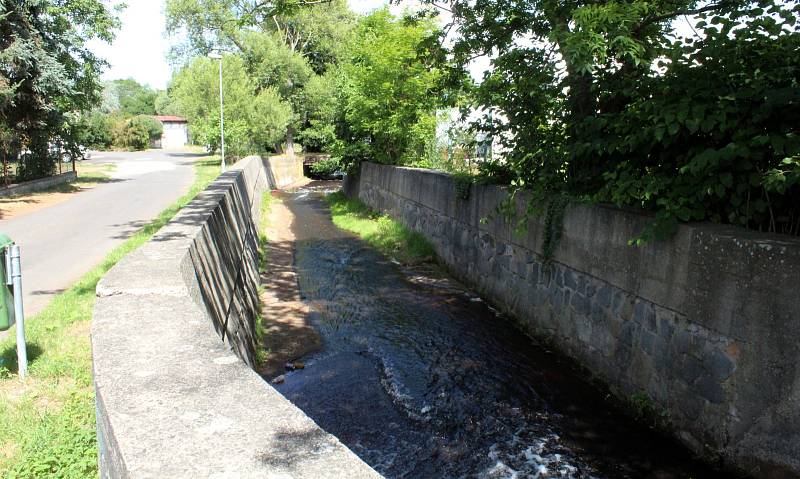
0,149,198,323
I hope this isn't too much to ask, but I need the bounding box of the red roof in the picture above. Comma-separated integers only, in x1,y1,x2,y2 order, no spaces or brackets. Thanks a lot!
154,115,188,123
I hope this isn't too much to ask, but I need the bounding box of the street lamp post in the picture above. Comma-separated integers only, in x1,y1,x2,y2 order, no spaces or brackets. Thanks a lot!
208,51,225,173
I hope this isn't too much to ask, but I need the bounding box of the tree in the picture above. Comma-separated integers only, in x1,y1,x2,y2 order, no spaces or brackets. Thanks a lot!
165,0,356,153
169,55,292,156
155,90,181,116
111,115,163,150
420,0,800,238
165,0,355,67
0,0,119,179
106,79,158,116
333,9,453,168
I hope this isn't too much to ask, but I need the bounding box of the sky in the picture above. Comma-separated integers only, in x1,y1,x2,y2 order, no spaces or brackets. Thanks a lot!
89,0,694,91
88,0,391,90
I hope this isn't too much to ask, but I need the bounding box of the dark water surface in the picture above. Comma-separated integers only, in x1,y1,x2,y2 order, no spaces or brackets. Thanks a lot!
273,183,726,479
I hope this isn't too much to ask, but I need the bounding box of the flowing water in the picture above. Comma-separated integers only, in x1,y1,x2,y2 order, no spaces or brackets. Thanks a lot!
272,182,726,479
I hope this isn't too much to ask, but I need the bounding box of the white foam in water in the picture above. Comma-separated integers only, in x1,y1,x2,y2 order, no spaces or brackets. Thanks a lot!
375,352,428,422
479,431,594,479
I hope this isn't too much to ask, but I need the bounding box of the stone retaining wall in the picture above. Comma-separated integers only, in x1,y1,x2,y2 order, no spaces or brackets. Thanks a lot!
0,171,76,197
349,162,800,478
91,155,378,478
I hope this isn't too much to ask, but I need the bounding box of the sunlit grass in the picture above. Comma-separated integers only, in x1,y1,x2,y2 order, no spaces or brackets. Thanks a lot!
325,191,435,264
0,156,219,478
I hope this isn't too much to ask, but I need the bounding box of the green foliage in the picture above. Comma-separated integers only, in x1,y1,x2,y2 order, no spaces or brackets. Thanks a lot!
76,112,113,149
325,191,435,264
295,71,339,151
423,0,800,239
586,5,800,239
165,0,355,70
110,115,162,151
333,9,455,171
105,79,158,116
165,0,356,153
629,391,670,428
0,157,219,478
453,171,473,200
541,195,569,269
309,156,341,176
169,55,292,157
154,90,180,116
0,0,119,179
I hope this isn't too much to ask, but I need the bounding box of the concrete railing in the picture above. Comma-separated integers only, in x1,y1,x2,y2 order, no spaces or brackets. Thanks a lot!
348,162,800,477
92,155,379,478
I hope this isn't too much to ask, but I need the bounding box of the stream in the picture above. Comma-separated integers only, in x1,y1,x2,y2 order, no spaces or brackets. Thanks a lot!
272,182,725,479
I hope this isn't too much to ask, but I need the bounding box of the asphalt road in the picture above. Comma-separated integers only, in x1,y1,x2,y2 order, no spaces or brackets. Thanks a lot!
0,149,198,322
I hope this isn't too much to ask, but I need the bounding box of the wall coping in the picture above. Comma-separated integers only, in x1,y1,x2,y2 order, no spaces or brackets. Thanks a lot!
0,170,77,198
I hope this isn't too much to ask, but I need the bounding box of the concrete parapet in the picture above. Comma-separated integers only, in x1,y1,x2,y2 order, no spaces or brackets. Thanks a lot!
264,154,305,189
0,171,77,197
92,155,379,478
351,161,800,478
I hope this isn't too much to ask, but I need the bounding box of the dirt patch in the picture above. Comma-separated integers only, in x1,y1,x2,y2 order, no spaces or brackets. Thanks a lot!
0,185,96,220
257,180,322,379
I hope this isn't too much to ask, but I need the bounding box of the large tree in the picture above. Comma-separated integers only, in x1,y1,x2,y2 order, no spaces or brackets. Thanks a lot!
104,79,158,116
333,9,455,167
420,0,800,238
169,55,292,155
0,0,119,180
165,0,356,153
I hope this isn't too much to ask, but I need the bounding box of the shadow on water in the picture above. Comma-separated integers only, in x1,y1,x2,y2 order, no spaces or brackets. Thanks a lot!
272,181,728,479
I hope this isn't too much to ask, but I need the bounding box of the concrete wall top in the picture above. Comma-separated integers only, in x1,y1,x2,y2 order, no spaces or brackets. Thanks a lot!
92,156,379,478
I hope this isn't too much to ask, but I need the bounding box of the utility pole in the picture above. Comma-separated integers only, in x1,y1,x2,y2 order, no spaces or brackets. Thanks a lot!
209,51,225,173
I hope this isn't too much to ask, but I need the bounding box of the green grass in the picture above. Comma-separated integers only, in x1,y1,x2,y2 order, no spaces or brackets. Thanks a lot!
0,156,220,478
325,191,435,264
74,162,116,185
254,190,277,365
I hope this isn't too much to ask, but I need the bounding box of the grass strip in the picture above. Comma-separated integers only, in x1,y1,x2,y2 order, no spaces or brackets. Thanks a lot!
254,190,277,365
0,156,219,478
325,191,435,265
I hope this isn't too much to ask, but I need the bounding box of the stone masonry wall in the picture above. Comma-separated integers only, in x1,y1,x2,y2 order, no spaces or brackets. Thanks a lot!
350,162,800,478
91,155,378,478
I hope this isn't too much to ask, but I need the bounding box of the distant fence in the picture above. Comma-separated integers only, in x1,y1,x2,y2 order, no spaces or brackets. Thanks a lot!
2,149,77,188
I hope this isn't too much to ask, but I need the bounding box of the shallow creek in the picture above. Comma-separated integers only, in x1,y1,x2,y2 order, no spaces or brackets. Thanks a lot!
271,182,725,479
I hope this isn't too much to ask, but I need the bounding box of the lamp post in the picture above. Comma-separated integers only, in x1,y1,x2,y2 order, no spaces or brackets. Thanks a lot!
208,51,225,173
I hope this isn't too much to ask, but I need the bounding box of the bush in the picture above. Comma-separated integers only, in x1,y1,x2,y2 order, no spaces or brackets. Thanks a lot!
111,115,163,150
132,115,163,143
78,113,113,149
310,156,341,176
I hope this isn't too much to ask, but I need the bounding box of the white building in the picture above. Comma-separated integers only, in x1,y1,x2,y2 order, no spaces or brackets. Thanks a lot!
155,116,189,149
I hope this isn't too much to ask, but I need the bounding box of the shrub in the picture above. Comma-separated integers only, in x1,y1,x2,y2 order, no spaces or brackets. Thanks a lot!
78,113,113,149
111,116,163,150
310,156,341,176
